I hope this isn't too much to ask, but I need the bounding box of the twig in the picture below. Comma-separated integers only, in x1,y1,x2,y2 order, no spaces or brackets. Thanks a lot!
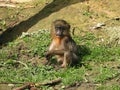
13,83,33,90
35,78,62,86
16,61,29,69
13,78,62,90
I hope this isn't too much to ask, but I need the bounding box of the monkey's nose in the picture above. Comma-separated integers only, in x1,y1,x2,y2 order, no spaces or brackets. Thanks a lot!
56,31,62,37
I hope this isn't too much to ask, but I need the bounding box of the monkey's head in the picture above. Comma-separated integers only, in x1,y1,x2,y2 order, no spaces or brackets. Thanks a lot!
51,19,71,38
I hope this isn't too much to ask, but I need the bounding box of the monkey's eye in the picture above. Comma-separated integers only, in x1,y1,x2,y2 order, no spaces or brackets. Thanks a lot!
55,26,65,30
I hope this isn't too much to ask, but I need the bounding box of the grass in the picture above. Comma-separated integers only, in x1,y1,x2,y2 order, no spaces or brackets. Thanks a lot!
0,29,120,90
0,65,85,84
0,20,6,30
94,67,119,83
97,85,120,90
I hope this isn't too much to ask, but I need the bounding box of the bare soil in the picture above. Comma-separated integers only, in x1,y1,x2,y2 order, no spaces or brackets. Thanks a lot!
0,0,120,44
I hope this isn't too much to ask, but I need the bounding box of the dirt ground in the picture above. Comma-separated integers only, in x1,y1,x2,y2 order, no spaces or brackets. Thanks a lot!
0,0,120,44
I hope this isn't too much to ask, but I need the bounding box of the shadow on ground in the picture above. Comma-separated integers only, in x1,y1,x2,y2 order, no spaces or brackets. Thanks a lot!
72,45,91,67
0,0,86,45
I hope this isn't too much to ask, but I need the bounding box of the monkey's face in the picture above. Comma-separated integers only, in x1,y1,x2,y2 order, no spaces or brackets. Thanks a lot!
54,24,70,38
52,19,70,38
55,26,66,37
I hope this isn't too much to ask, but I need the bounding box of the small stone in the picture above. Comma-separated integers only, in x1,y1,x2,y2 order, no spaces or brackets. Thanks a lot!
61,85,65,89
8,84,14,87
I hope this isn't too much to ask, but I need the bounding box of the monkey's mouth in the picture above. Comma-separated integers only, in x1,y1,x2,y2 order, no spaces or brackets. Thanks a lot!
56,34,63,37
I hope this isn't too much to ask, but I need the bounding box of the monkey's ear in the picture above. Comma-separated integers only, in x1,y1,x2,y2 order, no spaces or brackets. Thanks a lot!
67,24,71,30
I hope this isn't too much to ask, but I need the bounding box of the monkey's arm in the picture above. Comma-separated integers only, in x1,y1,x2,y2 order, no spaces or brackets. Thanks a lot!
45,50,64,60
46,50,65,56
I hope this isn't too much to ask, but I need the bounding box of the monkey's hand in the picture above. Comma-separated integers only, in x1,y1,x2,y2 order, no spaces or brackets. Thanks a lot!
45,52,52,60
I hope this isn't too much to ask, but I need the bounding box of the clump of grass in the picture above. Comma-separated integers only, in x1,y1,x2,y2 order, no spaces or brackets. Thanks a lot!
97,85,120,90
21,30,51,57
0,20,7,30
94,67,119,83
0,65,85,85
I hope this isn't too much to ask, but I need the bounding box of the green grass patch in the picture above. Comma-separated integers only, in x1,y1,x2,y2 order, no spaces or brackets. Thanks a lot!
94,67,119,83
97,85,120,90
0,65,85,85
0,29,120,89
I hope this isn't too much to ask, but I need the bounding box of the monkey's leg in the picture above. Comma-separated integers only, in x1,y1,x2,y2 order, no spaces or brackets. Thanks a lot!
61,52,78,68
56,55,64,65
61,51,72,68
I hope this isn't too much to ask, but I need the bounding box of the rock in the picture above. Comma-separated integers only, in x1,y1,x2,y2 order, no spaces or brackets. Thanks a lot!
92,23,106,30
8,84,14,87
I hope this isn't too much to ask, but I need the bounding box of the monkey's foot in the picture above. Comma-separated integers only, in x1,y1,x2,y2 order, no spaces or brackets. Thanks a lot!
61,64,67,68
